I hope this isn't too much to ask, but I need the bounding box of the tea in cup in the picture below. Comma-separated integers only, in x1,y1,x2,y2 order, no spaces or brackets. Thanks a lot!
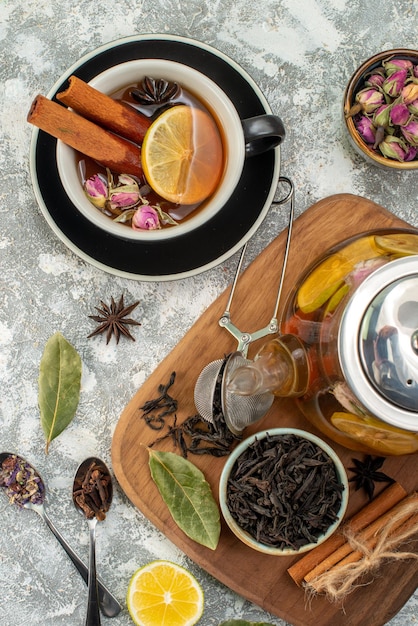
53,59,285,240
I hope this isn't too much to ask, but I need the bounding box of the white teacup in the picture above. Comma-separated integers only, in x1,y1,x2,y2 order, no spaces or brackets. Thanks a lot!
56,59,284,241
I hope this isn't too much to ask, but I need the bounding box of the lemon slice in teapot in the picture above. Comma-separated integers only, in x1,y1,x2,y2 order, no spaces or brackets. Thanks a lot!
297,235,381,313
374,233,418,257
331,411,418,455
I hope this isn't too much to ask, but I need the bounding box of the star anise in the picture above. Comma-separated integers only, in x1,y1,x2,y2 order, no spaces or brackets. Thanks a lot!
130,76,180,105
87,295,141,344
348,455,395,500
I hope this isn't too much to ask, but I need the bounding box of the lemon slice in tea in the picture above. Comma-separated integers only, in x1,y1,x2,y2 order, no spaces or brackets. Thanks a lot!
142,105,223,205
331,411,418,455
127,560,204,626
374,233,418,257
297,235,383,313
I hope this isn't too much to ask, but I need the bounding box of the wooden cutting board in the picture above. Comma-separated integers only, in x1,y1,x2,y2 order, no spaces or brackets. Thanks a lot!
112,194,418,626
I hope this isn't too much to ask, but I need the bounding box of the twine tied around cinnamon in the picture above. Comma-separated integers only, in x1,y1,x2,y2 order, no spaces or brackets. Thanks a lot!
305,494,418,602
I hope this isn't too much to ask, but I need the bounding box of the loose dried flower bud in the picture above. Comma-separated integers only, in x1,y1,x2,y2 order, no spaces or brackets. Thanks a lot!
108,174,141,209
109,192,140,209
355,115,376,143
401,119,418,146
404,145,418,161
379,135,409,161
383,58,414,76
408,99,418,115
390,102,411,126
373,104,391,127
401,83,418,105
365,74,385,89
84,174,108,208
383,69,408,98
132,205,161,230
355,87,384,112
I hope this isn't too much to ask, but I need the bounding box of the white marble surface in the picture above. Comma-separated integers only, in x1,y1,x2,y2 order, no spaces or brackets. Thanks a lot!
0,1,417,625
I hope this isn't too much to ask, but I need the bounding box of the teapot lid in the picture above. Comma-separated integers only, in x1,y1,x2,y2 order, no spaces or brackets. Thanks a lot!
339,255,418,432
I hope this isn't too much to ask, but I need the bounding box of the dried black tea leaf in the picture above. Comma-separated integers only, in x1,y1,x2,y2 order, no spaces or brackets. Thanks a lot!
226,433,345,551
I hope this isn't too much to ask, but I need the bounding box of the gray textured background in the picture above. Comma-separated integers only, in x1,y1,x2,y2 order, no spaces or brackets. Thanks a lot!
0,1,417,624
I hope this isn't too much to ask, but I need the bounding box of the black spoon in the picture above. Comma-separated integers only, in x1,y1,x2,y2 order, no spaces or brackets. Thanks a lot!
0,452,121,618
73,457,113,626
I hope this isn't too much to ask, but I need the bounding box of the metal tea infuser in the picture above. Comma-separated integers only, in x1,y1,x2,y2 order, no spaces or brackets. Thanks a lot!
194,176,294,435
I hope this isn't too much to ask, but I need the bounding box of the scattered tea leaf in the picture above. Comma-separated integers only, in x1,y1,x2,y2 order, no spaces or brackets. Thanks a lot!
148,448,220,550
38,332,82,453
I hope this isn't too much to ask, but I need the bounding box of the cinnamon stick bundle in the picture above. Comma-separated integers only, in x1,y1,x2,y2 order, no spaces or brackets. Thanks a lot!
27,95,143,178
287,482,407,586
305,494,418,601
304,492,418,586
56,76,151,144
288,483,418,601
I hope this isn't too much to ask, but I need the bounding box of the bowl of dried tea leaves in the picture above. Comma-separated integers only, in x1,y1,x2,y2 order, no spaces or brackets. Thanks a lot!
219,428,348,555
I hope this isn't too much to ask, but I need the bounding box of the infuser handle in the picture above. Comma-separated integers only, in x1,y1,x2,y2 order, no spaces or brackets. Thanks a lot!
218,177,295,357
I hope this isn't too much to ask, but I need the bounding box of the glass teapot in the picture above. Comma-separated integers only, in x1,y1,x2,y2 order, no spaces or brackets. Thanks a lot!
227,230,418,456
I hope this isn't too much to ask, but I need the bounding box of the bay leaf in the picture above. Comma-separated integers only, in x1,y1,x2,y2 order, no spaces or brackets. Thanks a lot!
38,332,82,453
148,448,220,550
219,621,275,626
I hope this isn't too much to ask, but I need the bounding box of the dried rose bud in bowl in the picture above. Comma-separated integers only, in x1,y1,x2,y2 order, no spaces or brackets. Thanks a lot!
343,49,418,171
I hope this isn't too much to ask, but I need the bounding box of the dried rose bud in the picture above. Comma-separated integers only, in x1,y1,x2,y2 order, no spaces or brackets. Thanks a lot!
378,135,409,161
355,115,376,143
389,102,411,126
354,87,384,113
401,119,418,146
383,69,408,98
109,174,141,210
347,88,384,117
401,83,418,105
118,174,137,185
132,205,160,230
404,145,418,161
408,99,418,115
383,58,414,76
109,192,140,209
84,174,108,208
373,104,391,127
365,73,385,89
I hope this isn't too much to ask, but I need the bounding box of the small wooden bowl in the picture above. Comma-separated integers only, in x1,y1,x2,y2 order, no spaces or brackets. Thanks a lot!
343,49,418,171
219,428,349,555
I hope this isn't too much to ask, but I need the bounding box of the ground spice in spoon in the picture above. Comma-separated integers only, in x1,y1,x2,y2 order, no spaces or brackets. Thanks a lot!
73,461,112,521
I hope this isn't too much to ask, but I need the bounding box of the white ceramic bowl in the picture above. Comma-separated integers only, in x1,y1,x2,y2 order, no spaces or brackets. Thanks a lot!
219,428,349,555
56,59,246,240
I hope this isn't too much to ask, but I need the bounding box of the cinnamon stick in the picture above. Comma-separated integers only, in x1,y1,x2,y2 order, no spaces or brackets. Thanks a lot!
311,509,418,583
56,75,151,144
27,95,143,178
287,482,407,586
303,491,418,585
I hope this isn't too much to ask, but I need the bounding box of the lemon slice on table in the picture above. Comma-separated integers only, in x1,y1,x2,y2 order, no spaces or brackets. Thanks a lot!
127,560,204,626
297,235,382,313
331,411,418,455
142,105,223,205
374,233,418,257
